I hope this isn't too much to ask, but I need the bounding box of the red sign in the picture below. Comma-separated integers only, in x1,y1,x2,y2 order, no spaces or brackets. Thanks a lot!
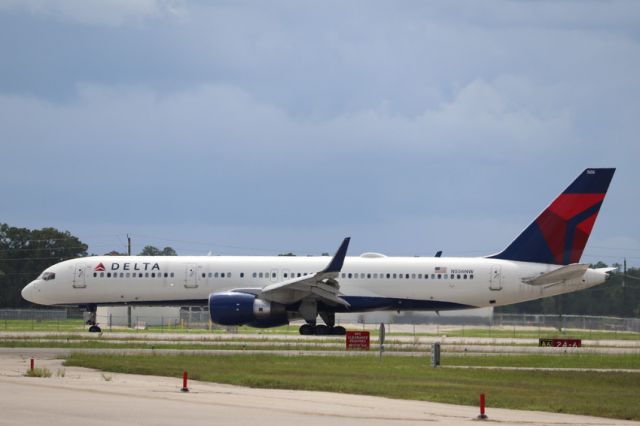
539,338,582,347
346,331,370,350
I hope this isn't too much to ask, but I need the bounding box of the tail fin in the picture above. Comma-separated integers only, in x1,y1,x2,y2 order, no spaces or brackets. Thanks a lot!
489,168,615,265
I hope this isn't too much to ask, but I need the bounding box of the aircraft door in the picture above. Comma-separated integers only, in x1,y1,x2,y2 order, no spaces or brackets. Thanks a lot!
490,265,503,291
73,264,87,289
184,264,198,289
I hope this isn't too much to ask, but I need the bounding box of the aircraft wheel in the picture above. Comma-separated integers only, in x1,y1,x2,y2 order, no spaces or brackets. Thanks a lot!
331,326,346,336
299,324,315,335
88,325,102,333
315,325,330,335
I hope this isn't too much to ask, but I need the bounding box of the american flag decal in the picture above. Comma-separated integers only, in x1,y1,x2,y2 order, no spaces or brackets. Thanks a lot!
435,266,447,273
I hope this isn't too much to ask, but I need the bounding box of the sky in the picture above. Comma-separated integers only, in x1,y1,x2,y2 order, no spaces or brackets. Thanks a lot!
1,0,639,266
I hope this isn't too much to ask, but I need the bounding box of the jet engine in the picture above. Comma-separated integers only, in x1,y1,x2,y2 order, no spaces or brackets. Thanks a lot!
208,291,289,328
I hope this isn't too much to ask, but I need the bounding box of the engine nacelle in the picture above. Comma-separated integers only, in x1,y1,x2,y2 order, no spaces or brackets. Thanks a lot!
208,291,289,328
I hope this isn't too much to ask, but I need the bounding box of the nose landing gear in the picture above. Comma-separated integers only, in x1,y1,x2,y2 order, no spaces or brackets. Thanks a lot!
85,304,102,333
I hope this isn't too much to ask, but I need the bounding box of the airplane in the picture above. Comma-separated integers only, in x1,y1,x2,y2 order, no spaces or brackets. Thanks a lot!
22,168,616,335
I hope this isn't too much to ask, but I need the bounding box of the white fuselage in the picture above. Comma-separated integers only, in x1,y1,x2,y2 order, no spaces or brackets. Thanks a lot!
21,254,607,311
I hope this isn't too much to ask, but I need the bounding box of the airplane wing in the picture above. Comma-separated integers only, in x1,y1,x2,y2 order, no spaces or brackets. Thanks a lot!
243,237,351,308
522,263,590,287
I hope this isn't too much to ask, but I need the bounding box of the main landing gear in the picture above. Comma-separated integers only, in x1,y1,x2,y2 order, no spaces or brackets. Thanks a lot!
299,324,346,336
298,311,346,335
85,304,102,333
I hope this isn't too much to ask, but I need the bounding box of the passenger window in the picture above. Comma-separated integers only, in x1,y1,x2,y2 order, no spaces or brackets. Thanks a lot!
272,273,276,278
373,273,378,279
259,272,263,278
221,273,225,278
240,273,244,278
406,274,410,279
228,273,232,278
457,274,461,279
367,273,371,279
214,272,218,278
444,274,448,279
463,274,467,279
201,273,205,278
163,273,167,278
107,273,111,278
418,274,422,279
470,274,474,279
139,273,143,278
437,274,441,279
100,272,104,277
170,272,174,278
341,273,345,278
253,272,257,278
393,273,397,279
121,273,124,278
386,273,390,279
93,272,97,278
348,273,352,278
145,273,149,278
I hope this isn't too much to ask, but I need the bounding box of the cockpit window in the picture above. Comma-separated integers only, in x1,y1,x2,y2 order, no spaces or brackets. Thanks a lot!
42,272,56,281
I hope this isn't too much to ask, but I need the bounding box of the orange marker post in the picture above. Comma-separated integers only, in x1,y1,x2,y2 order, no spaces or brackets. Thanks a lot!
478,393,488,420
181,371,189,392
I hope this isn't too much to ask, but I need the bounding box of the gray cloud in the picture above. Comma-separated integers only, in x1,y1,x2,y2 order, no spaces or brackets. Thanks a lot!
0,1,638,263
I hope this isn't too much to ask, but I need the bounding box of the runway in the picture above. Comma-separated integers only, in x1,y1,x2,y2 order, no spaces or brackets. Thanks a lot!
1,351,638,426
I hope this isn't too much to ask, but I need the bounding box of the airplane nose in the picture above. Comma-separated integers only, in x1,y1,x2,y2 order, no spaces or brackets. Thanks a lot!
21,282,36,303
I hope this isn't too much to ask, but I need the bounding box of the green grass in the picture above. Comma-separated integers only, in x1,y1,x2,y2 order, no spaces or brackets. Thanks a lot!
25,367,52,377
65,353,640,420
0,319,86,332
2,319,639,340
443,353,640,369
436,328,640,340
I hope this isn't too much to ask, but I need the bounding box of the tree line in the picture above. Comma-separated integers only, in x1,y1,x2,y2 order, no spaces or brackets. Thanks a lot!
1,223,638,316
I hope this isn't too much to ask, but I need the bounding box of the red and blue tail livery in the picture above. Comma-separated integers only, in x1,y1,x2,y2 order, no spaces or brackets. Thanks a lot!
490,168,615,265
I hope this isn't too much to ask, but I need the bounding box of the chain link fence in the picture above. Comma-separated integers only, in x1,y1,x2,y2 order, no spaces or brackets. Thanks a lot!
0,308,638,334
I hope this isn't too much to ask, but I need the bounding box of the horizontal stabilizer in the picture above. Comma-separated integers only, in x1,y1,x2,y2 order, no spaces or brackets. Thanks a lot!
522,263,590,286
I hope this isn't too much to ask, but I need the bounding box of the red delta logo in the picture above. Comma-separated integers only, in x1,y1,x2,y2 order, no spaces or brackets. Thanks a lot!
95,263,106,272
